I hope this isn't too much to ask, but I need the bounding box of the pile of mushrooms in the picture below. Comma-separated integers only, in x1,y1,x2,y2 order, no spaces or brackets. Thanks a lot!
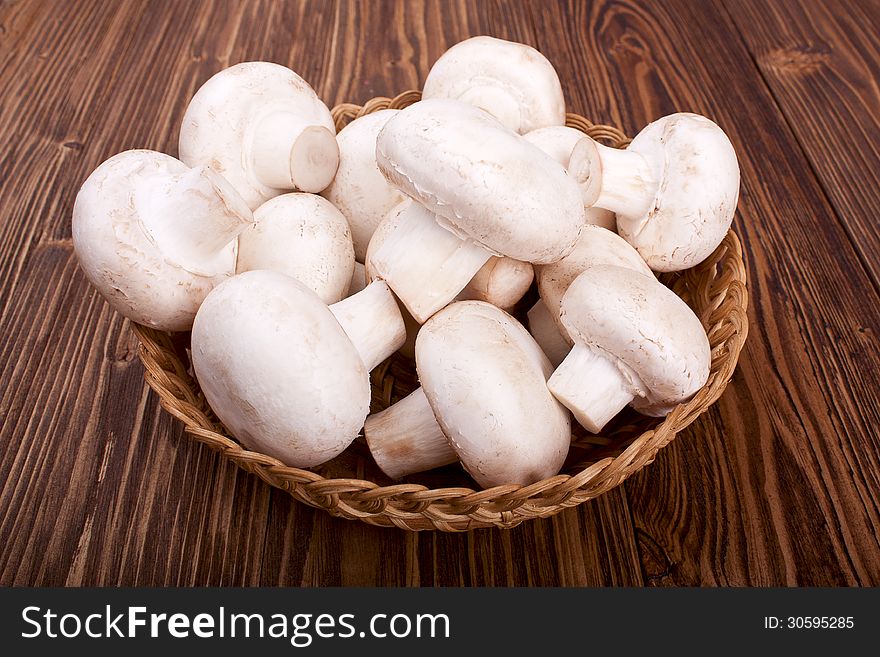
72,36,739,488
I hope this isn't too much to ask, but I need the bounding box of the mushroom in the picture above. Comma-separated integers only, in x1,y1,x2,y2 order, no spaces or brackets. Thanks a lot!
364,200,421,360
568,112,739,271
455,255,534,310
526,301,570,368
364,301,571,487
191,270,406,468
422,36,565,134
537,225,652,335
72,149,252,332
179,62,339,211
236,193,355,304
523,125,616,231
347,261,367,297
547,264,711,433
367,199,534,312
364,199,534,359
528,226,650,366
320,109,407,261
363,388,457,479
523,125,585,165
373,99,584,323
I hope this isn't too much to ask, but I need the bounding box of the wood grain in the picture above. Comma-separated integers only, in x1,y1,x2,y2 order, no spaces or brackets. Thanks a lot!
0,0,878,586
727,0,880,287
525,0,880,585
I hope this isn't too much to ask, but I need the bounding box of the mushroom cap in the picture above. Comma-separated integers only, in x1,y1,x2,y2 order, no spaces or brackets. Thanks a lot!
559,265,710,412
179,62,336,210
321,109,406,261
523,125,584,166
537,225,653,342
72,150,240,332
191,270,370,468
422,36,565,134
619,112,740,272
416,301,571,487
524,125,617,231
237,193,355,304
376,98,584,263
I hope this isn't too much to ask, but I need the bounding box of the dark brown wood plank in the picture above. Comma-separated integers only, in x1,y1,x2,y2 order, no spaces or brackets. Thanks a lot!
323,0,540,106
727,0,880,286
0,0,645,587
526,0,880,585
260,485,642,586
0,0,282,586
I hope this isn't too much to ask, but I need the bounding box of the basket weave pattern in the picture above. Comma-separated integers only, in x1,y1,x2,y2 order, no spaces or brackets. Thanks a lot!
133,91,749,531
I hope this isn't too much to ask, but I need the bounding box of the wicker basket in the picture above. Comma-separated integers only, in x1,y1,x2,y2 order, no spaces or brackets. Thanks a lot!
133,91,749,531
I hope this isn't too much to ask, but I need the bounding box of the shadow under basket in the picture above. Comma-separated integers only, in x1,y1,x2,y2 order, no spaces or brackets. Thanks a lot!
133,91,750,532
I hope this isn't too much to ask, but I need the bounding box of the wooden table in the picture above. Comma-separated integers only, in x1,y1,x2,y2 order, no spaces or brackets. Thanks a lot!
2,0,878,586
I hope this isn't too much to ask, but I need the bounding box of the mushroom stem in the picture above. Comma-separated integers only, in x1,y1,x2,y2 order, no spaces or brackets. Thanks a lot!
526,301,571,368
329,281,406,371
457,256,534,310
137,164,251,275
364,388,457,480
547,343,634,433
347,261,367,297
370,202,492,323
569,138,656,219
250,111,339,192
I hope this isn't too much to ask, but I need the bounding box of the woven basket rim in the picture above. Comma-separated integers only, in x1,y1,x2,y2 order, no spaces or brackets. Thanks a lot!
133,90,750,531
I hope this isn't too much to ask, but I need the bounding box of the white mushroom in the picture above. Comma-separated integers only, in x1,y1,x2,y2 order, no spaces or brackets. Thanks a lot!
364,200,421,360
236,193,355,304
365,199,534,359
179,62,339,210
528,226,650,366
537,225,652,336
363,388,457,479
365,200,411,283
455,255,534,309
72,149,252,332
547,265,711,433
568,112,740,271
523,125,585,165
191,270,406,468
526,301,570,368
373,99,584,322
347,261,367,297
523,125,616,231
320,109,406,261
329,279,406,373
365,301,571,487
367,199,534,312
422,36,565,134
